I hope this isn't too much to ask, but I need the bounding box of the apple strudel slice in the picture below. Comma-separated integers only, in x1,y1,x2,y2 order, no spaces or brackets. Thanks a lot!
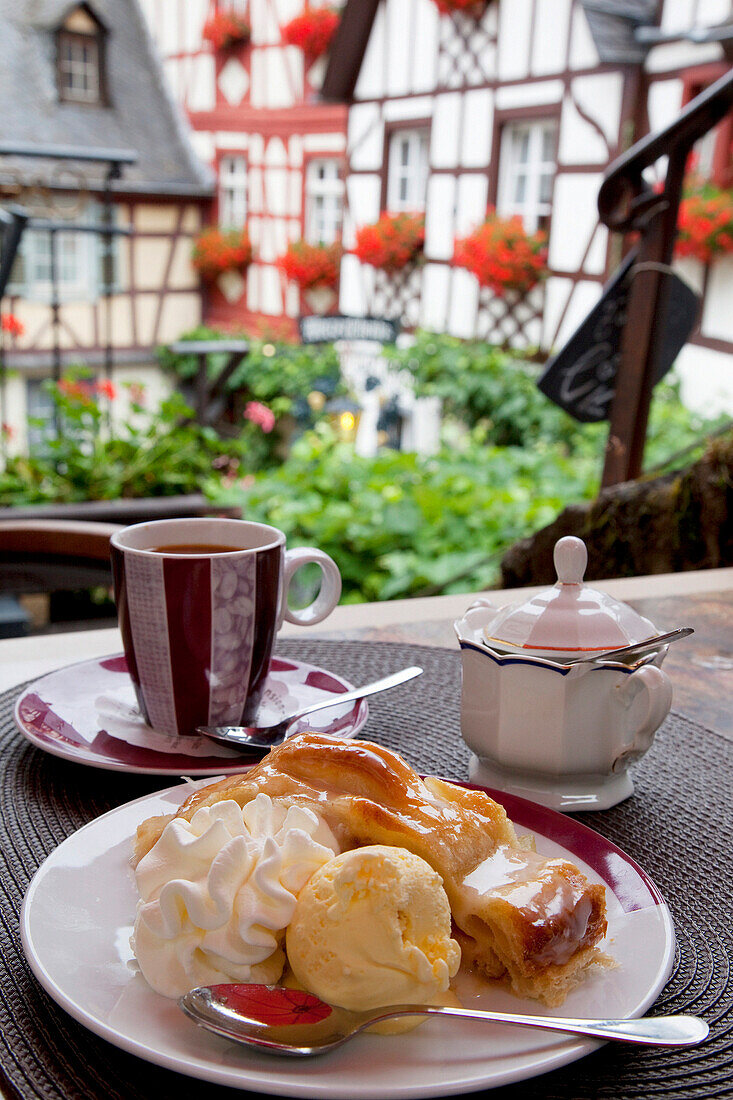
134,733,608,1005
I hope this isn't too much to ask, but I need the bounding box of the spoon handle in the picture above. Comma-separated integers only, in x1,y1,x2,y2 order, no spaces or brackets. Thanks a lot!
587,626,694,664
367,1005,708,1047
292,666,423,721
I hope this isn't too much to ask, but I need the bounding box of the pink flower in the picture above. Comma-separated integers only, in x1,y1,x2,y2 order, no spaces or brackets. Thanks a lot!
95,379,117,400
1,421,14,440
244,401,275,433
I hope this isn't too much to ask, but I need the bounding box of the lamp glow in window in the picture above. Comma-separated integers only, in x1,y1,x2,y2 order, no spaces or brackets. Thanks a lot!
387,129,429,212
497,120,558,234
219,156,248,228
305,160,344,245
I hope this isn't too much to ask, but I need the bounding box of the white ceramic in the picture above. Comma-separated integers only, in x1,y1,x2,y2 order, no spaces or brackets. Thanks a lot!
14,653,368,776
21,779,674,1099
455,537,674,811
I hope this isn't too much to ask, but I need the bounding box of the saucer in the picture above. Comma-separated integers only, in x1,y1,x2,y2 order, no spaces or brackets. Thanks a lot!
14,654,369,776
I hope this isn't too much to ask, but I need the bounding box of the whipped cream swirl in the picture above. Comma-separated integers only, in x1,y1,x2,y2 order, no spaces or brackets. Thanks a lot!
132,794,339,998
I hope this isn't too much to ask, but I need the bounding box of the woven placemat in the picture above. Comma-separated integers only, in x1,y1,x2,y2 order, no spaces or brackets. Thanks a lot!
0,639,731,1100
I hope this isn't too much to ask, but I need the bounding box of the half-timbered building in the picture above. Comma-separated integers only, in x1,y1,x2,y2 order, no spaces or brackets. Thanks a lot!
139,0,347,336
0,0,212,452
321,0,733,412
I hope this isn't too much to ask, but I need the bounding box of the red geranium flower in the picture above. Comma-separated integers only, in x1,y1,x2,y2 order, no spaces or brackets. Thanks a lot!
353,212,425,272
281,7,340,58
203,10,250,51
1,313,24,337
192,227,253,281
276,239,341,290
453,208,548,296
431,0,487,13
675,171,733,264
95,379,117,400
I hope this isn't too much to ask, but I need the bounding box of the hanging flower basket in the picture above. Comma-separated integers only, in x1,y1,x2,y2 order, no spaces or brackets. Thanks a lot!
192,227,253,282
281,7,340,59
353,212,425,273
675,172,733,264
453,208,548,296
276,240,341,290
202,10,251,51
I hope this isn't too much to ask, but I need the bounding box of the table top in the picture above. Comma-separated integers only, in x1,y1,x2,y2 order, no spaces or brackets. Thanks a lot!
2,566,731,737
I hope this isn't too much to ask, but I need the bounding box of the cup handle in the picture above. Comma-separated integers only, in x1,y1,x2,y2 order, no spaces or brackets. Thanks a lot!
614,664,673,771
281,547,342,626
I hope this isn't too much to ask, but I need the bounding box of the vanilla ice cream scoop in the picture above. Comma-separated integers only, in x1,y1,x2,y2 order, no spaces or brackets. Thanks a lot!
132,793,339,998
285,845,461,1012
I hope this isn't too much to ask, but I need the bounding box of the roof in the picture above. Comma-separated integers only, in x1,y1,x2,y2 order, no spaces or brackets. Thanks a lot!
0,0,213,197
580,1,657,63
321,0,656,101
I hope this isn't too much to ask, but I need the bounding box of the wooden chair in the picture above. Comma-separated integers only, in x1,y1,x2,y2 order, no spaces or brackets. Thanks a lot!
0,519,121,595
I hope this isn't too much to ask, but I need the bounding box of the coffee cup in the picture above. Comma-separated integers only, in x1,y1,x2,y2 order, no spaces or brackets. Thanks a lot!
110,517,341,738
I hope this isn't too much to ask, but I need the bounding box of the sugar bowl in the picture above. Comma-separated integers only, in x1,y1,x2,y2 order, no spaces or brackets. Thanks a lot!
454,537,675,811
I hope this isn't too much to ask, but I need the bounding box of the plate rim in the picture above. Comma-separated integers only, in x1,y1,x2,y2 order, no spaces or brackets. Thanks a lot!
20,777,676,1098
13,653,369,776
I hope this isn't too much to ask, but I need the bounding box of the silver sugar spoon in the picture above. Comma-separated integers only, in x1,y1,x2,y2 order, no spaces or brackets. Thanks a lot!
179,984,709,1058
576,626,694,664
196,666,423,750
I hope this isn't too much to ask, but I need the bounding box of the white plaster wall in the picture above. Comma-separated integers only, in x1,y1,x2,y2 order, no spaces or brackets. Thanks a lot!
674,343,733,414
646,41,724,73
302,132,347,152
497,0,532,80
551,279,603,349
348,104,384,171
249,168,264,214
701,256,733,343
569,5,600,70
461,89,493,168
386,0,413,98
424,175,456,260
532,0,571,75
696,0,732,23
183,0,207,53
215,132,249,150
548,174,604,272
419,262,451,331
265,167,289,216
260,265,283,315
411,0,440,93
647,79,683,133
660,0,696,29
339,254,371,316
495,80,564,110
448,268,479,338
430,94,462,169
354,2,386,100
345,175,382,243
584,225,609,277
384,97,434,122
186,54,216,111
567,72,623,152
455,174,489,236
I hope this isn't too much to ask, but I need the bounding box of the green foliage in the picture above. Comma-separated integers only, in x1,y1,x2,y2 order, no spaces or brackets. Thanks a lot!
0,371,266,505
208,422,601,602
157,325,344,429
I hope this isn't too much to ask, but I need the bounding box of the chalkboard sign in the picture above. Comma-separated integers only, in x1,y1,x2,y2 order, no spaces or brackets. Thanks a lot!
299,314,400,345
538,249,699,422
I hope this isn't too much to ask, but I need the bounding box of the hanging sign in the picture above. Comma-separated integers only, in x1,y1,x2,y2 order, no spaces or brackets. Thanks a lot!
537,249,700,422
299,314,400,345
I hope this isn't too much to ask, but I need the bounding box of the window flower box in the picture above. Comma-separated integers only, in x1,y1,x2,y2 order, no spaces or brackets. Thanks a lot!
430,0,487,14
192,227,253,283
281,7,340,59
202,10,251,51
277,240,341,290
675,172,733,265
453,209,548,296
353,212,425,273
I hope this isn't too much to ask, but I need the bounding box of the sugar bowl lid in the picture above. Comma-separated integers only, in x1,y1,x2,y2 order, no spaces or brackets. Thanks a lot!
483,536,658,660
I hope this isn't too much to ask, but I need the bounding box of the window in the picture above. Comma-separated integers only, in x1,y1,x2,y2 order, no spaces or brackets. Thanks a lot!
58,33,100,102
8,204,121,303
219,156,248,227
497,119,558,233
386,129,429,212
57,6,106,105
305,159,344,244
683,69,733,189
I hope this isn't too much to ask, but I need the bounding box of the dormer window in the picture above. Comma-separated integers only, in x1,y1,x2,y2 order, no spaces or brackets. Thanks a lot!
57,5,106,105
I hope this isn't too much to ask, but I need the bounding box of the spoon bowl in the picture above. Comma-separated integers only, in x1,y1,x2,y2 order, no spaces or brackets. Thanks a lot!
179,984,709,1058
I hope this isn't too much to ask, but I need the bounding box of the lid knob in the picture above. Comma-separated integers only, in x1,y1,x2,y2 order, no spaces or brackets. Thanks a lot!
554,536,587,584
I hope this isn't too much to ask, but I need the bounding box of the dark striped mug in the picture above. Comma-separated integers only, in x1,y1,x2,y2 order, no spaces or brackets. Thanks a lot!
110,518,341,738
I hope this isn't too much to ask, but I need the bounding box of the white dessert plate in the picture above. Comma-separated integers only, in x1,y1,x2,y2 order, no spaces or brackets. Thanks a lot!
13,654,368,775
21,779,675,1099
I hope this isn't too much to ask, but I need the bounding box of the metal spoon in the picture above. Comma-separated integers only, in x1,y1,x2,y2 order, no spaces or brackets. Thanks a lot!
576,626,694,665
179,984,709,1058
196,666,423,750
